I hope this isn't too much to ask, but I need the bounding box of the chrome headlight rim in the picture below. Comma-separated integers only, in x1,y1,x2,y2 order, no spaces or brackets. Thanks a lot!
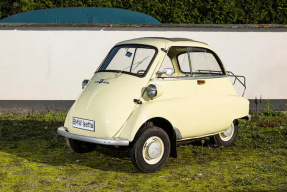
147,84,157,99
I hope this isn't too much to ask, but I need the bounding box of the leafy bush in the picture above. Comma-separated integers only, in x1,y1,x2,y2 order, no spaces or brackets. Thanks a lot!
1,0,287,24
236,102,287,149
249,100,287,128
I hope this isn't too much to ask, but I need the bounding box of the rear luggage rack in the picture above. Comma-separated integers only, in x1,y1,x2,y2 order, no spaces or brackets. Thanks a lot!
226,71,246,96
196,70,246,96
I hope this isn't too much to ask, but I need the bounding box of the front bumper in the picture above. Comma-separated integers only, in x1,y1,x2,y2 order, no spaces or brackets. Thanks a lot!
57,127,129,146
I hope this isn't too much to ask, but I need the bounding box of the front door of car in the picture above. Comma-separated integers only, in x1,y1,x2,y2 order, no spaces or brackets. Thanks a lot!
71,45,158,138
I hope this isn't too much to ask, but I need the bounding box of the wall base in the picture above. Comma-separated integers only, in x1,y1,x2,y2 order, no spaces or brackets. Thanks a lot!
0,100,75,114
249,99,287,113
0,99,287,114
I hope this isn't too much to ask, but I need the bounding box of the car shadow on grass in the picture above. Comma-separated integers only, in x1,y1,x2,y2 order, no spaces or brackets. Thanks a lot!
0,118,219,173
0,119,140,173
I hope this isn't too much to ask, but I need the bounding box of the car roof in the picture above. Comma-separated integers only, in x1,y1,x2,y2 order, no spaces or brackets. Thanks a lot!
141,37,207,43
116,37,212,50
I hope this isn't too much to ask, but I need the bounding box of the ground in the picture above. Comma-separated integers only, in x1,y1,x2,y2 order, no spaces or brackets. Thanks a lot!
0,112,286,191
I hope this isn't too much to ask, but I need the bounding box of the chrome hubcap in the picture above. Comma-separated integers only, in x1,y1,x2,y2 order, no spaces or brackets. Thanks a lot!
223,126,233,137
147,141,161,159
143,136,164,165
219,123,234,141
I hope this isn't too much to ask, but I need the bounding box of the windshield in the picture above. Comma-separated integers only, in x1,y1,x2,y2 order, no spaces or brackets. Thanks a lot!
97,45,157,77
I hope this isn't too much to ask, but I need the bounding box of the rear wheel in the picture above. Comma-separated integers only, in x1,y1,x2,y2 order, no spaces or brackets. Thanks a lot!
130,126,170,173
66,138,97,153
214,120,238,147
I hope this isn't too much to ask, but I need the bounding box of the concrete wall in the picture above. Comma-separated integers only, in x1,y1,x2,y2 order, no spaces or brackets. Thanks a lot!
1,26,287,112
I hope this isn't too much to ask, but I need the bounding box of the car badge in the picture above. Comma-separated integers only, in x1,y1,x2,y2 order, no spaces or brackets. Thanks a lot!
95,79,109,84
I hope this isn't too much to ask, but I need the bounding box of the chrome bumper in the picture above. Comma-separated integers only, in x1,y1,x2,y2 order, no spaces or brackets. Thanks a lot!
57,127,129,146
240,114,251,121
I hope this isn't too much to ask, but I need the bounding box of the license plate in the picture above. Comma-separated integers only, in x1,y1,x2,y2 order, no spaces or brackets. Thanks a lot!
72,117,95,131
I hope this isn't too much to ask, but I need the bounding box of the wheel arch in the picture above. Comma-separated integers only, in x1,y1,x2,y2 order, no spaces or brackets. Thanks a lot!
131,117,178,158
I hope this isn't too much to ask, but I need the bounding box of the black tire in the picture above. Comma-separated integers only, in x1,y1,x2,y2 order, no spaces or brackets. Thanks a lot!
66,138,97,153
214,120,238,147
130,126,170,173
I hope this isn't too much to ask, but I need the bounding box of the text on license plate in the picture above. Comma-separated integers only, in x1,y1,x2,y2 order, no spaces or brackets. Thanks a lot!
72,117,95,131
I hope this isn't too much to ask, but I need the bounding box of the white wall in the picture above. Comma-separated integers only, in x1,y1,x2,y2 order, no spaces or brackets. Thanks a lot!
0,28,286,100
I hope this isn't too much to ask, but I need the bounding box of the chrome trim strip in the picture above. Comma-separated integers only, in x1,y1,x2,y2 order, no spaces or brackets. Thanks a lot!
94,79,109,84
150,75,227,81
57,127,129,146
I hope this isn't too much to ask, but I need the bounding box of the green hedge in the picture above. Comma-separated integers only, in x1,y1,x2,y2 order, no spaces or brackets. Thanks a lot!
1,0,287,24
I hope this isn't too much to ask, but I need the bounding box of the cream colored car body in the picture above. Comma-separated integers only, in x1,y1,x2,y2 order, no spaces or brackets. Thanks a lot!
60,37,249,146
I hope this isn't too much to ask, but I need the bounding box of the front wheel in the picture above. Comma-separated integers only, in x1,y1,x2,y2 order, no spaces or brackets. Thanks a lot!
130,126,170,173
214,120,238,147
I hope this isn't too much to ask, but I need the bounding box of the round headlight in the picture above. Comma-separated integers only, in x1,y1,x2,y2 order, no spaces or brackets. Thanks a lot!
147,84,157,99
82,79,89,89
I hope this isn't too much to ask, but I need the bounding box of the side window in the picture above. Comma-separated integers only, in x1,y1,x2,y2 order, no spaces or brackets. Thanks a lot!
159,54,174,72
178,52,190,73
177,47,224,76
189,48,223,74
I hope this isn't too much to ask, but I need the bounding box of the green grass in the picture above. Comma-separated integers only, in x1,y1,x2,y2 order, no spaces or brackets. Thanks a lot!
0,112,286,191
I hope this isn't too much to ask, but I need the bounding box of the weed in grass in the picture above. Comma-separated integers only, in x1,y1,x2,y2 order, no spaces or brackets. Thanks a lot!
232,176,254,186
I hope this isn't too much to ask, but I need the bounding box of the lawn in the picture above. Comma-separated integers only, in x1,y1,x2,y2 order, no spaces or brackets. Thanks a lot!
0,112,286,191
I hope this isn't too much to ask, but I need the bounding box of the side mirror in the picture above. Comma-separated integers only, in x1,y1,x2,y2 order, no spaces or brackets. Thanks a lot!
82,79,89,89
157,68,174,77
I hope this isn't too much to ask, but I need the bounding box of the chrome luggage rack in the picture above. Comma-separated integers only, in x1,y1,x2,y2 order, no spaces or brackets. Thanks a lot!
196,70,246,96
226,71,246,96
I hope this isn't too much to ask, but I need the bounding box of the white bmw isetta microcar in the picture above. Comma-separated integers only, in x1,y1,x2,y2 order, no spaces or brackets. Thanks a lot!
58,37,250,173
